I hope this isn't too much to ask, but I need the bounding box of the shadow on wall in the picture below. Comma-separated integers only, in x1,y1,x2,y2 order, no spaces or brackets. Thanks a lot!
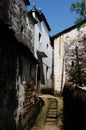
3,119,16,130
63,85,86,130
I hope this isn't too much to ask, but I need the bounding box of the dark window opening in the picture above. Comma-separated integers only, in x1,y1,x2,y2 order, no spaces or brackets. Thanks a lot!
47,44,49,49
39,33,41,42
71,61,74,66
46,66,48,80
37,65,40,80
21,25,23,34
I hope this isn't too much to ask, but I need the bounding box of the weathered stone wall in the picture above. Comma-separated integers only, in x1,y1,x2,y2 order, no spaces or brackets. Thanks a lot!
64,25,86,81
0,0,9,22
53,23,86,92
8,0,34,53
0,1,46,130
54,37,65,92
0,22,18,130
63,86,86,130
0,20,39,130
0,0,34,54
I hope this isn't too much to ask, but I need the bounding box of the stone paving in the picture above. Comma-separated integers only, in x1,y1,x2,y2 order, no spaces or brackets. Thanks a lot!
31,95,61,130
46,98,57,125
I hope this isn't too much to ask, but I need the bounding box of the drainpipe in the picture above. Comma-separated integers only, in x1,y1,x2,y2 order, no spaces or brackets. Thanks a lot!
61,58,64,93
36,64,38,92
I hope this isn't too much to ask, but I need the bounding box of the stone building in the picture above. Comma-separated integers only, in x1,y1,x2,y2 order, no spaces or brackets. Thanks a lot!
52,22,86,92
0,0,43,130
30,5,53,89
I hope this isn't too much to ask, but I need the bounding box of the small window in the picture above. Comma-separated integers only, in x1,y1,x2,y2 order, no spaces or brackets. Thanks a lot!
46,66,48,80
21,25,23,34
47,44,49,49
71,61,74,66
39,33,41,42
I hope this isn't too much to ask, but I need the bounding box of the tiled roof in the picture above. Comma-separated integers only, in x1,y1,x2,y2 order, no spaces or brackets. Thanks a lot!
31,5,51,31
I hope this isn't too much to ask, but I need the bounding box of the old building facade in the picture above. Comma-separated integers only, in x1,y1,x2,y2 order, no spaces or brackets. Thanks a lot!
0,0,53,129
30,5,53,89
0,20,39,130
52,22,86,92
0,0,45,130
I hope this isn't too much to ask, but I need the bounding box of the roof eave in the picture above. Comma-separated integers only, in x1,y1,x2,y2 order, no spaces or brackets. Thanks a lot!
41,13,51,31
23,0,30,5
28,12,38,24
52,20,86,39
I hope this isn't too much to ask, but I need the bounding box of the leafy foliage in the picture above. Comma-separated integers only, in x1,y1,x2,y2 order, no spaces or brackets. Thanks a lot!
40,87,54,95
70,0,86,26
69,65,86,86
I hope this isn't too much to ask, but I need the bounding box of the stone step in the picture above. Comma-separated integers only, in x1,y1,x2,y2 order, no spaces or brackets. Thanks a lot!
48,98,56,100
46,118,57,123
49,101,57,104
48,110,57,113
47,114,57,118
50,102,57,105
46,121,56,125
49,100,57,102
50,104,57,106
48,112,57,116
47,111,57,115
49,106,57,109
49,102,57,105
48,100,57,103
31,125,42,130
49,104,57,106
31,127,39,130
45,98,57,125
31,126,40,130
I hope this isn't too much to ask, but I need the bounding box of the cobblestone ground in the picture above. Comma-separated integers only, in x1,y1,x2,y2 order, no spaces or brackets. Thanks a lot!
31,95,63,130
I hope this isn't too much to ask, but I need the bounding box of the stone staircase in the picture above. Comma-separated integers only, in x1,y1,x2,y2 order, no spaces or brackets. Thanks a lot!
46,98,57,125
31,97,58,130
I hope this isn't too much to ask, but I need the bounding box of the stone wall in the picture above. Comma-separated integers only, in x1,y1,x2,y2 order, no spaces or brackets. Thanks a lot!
0,21,18,130
0,0,9,22
0,20,39,130
64,25,86,81
63,86,86,130
0,0,34,54
53,23,86,92
0,1,46,130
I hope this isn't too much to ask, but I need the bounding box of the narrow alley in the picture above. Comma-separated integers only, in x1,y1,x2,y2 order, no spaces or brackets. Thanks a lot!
0,0,86,130
31,95,63,130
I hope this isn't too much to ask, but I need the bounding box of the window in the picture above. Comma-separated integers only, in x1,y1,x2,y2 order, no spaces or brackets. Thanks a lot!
47,44,49,49
39,33,41,42
21,25,24,34
71,61,74,66
46,66,48,80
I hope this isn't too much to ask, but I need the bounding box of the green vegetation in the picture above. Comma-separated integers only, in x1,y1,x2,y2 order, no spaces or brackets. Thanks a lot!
40,87,54,95
56,96,63,129
70,0,86,28
29,95,63,129
23,98,44,130
54,90,62,97
34,98,49,128
69,65,86,86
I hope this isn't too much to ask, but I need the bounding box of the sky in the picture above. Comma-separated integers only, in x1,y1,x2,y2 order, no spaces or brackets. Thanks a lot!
28,0,83,36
